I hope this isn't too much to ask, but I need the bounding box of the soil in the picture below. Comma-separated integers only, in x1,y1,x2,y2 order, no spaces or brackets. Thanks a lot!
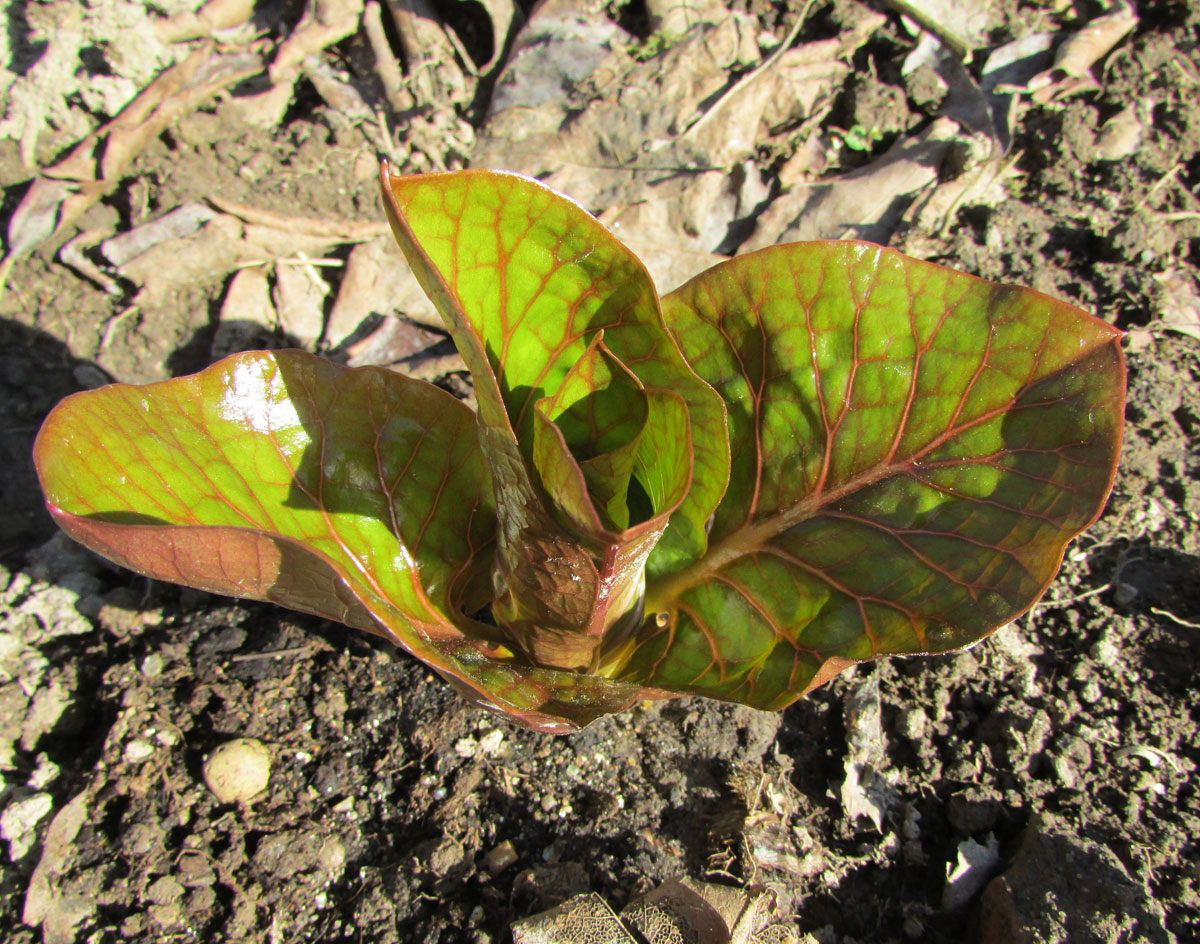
2,2,1199,943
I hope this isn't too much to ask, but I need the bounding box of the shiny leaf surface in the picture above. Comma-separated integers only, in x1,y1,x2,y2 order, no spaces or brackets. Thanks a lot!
625,242,1125,707
34,351,667,730
33,170,1126,732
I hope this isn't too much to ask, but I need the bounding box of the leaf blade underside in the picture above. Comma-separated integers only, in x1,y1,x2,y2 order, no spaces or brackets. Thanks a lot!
626,241,1125,708
380,168,729,578
33,350,664,731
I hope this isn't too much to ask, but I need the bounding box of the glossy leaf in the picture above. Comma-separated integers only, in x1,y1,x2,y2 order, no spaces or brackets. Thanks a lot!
33,169,1126,733
623,242,1125,707
34,351,667,731
381,168,721,670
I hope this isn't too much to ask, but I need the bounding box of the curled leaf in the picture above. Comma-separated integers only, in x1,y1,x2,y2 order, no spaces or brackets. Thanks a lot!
34,169,1125,731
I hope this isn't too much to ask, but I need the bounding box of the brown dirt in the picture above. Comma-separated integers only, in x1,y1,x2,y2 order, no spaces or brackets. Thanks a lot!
2,2,1198,943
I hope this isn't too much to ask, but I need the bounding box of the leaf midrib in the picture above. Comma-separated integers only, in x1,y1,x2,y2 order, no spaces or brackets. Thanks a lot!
642,377,1064,612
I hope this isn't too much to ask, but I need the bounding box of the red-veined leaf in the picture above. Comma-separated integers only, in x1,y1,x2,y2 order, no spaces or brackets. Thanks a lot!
615,242,1124,707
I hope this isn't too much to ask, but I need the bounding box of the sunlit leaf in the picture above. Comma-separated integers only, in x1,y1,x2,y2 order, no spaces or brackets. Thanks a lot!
33,170,1125,732
621,242,1125,707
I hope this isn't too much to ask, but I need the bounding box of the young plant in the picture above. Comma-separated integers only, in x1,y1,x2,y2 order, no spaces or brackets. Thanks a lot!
34,168,1126,733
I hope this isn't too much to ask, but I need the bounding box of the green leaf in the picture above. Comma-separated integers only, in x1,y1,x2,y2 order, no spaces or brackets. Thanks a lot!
533,333,649,533
381,168,725,669
34,349,672,732
381,167,728,576
621,242,1125,708
36,351,490,627
33,170,1126,733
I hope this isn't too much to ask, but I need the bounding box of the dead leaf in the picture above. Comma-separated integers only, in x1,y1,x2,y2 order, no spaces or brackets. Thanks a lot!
326,235,441,348
100,204,217,268
0,2,176,168
478,13,799,256
269,0,364,83
154,0,256,43
838,672,895,832
646,0,727,36
115,214,340,307
980,33,1056,144
909,34,998,144
59,229,120,295
900,147,1019,241
344,318,447,369
4,43,264,266
387,0,470,108
1155,268,1200,341
272,260,328,348
1047,1,1137,78
743,812,826,879
304,56,377,125
5,178,75,261
512,877,797,944
884,0,996,59
223,79,296,129
761,24,886,133
942,835,1001,910
743,118,956,251
363,0,409,112
610,235,730,295
301,56,406,164
486,2,628,117
512,892,631,944
213,266,276,361
469,0,518,74
1028,2,1138,104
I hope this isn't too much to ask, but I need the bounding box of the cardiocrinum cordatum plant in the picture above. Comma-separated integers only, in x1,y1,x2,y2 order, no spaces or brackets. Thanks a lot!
34,168,1125,733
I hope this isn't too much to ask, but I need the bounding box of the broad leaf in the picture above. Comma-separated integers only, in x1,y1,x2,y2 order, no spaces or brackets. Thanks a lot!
33,169,1126,733
34,350,667,731
621,242,1125,707
381,168,724,670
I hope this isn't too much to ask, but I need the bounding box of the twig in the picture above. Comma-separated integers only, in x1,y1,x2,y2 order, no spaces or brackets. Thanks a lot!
207,197,390,240
100,306,140,351
1150,607,1200,630
231,256,347,271
1037,582,1112,610
683,0,819,141
1145,164,1181,204
882,0,972,60
363,0,410,112
230,645,318,662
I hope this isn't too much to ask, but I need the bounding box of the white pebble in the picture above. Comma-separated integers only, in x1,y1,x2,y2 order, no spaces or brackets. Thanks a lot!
203,738,271,804
477,729,505,756
1,793,53,861
124,739,155,763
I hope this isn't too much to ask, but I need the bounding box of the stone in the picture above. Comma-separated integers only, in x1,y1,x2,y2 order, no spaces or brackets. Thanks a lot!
202,738,271,804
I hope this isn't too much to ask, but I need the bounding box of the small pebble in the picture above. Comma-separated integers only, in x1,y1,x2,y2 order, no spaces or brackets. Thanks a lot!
483,840,518,876
1,793,53,860
477,729,504,756
202,738,271,804
124,739,155,764
454,737,477,758
1080,678,1103,704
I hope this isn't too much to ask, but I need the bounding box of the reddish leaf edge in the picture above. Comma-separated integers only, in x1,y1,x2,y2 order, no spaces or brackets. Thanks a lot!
40,500,669,734
635,241,1128,707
